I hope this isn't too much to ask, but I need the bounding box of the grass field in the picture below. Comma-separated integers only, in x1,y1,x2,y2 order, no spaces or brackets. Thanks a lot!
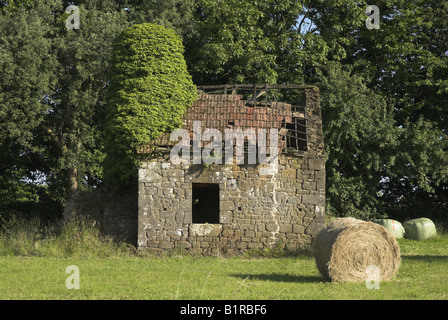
1,231,447,300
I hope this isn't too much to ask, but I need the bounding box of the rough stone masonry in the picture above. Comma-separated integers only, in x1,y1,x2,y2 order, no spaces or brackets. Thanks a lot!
137,85,325,255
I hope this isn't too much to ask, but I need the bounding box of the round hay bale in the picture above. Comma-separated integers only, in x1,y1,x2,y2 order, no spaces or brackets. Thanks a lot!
312,218,401,282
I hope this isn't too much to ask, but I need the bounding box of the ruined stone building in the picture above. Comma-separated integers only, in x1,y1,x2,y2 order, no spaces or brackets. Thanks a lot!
136,85,325,254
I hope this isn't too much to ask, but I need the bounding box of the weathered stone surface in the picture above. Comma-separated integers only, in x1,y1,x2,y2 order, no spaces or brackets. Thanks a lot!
139,166,162,183
220,210,232,224
309,158,325,171
190,223,223,237
302,194,325,205
220,201,235,211
316,178,325,192
305,221,323,235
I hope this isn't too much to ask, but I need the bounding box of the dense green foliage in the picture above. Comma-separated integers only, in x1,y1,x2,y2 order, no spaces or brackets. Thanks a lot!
306,0,448,221
315,61,448,220
104,23,196,188
0,0,447,224
0,0,130,219
0,0,195,217
314,62,397,219
184,0,328,85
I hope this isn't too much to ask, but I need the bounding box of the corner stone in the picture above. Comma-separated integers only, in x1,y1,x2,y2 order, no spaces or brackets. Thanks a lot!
302,194,324,205
309,158,325,171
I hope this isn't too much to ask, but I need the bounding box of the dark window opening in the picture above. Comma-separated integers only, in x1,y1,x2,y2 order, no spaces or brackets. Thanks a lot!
192,183,220,223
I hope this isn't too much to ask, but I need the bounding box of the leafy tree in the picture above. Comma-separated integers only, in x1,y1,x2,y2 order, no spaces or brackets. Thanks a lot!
0,0,36,11
313,62,398,219
121,0,197,39
184,0,330,85
0,0,60,215
353,1,447,126
47,1,129,203
104,23,196,189
307,0,448,220
381,118,448,223
0,0,129,212
0,0,198,219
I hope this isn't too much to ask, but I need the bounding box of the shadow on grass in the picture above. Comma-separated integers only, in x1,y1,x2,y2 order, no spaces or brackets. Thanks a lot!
231,273,326,283
401,255,448,262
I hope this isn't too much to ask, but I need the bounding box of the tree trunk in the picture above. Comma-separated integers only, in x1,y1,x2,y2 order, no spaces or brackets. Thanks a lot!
67,167,78,199
63,167,79,221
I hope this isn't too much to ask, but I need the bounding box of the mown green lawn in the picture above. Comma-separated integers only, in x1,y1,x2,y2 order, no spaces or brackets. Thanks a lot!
1,235,447,300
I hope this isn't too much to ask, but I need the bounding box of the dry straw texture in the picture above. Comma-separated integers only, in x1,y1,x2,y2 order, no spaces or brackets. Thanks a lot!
312,218,401,282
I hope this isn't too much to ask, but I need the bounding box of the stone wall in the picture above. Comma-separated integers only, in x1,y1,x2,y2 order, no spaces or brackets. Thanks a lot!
138,153,325,255
103,192,138,245
63,189,138,246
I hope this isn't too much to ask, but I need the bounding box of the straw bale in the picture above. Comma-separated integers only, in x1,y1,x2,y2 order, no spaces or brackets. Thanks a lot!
312,218,401,282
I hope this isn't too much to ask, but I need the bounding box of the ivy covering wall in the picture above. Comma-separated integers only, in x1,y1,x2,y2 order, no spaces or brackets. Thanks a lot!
104,23,197,189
